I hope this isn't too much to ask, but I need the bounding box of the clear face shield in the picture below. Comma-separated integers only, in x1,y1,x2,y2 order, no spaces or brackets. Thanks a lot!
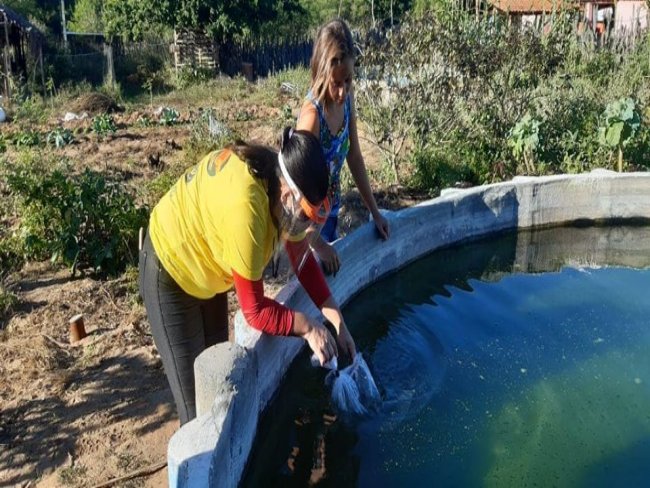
277,152,331,275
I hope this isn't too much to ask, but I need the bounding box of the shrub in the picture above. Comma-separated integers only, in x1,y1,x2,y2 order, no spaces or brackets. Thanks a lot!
0,284,18,327
159,107,180,126
46,127,75,148
12,130,41,148
0,234,23,278
92,113,117,139
357,9,650,190
508,114,541,175
174,66,214,90
2,156,148,276
13,95,48,124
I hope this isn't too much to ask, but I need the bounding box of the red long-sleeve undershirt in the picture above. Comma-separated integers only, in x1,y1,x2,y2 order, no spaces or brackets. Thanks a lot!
232,239,332,336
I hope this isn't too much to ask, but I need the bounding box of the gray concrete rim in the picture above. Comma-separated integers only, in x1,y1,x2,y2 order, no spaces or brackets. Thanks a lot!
167,170,650,487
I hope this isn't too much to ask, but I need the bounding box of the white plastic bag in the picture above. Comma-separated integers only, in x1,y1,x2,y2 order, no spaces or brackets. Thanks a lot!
326,353,381,417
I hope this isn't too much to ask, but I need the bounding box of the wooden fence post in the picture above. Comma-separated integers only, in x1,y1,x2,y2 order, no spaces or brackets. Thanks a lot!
104,42,115,88
1,11,11,103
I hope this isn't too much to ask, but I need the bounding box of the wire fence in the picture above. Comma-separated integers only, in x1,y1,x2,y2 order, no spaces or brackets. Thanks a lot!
219,37,313,78
42,34,311,89
42,36,172,88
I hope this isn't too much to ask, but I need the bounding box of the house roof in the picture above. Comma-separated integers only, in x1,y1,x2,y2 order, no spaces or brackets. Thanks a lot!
487,0,579,13
0,4,45,42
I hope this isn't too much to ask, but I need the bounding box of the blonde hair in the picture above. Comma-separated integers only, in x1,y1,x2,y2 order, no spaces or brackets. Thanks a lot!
310,19,355,105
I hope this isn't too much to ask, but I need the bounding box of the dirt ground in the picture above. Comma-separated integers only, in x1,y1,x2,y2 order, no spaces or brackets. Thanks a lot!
0,87,428,487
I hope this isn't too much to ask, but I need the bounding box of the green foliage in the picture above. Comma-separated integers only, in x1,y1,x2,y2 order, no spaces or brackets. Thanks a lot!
12,130,41,148
92,113,117,138
174,66,214,90
357,10,650,189
508,114,541,175
599,98,641,148
598,97,642,172
0,283,18,326
411,146,475,193
0,135,6,154
104,0,306,43
135,115,154,128
1,156,148,276
281,104,293,122
0,234,24,278
67,0,104,34
143,170,182,209
46,127,75,148
159,107,180,126
142,69,166,105
3,0,62,34
303,0,411,28
13,95,48,124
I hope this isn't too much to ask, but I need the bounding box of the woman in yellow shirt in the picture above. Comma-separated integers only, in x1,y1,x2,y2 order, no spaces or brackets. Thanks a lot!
139,127,355,425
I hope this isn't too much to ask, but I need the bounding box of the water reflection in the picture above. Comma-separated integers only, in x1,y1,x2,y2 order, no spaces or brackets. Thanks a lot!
243,225,650,487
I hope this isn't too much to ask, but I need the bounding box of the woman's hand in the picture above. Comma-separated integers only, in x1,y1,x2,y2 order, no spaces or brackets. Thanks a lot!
313,238,341,276
336,321,356,362
373,212,390,240
302,319,338,366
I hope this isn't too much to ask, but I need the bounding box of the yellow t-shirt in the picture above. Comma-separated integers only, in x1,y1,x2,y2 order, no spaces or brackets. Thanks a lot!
149,150,278,299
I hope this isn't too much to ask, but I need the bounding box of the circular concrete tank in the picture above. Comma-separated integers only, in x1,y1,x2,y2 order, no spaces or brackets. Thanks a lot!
166,170,650,487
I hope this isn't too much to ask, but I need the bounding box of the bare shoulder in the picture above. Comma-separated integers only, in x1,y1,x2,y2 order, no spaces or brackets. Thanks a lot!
296,100,320,137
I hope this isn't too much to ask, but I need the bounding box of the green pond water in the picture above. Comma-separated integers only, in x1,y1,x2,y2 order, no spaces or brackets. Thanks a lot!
243,225,650,487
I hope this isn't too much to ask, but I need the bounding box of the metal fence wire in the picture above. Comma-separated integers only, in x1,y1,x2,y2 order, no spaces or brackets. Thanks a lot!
42,34,312,87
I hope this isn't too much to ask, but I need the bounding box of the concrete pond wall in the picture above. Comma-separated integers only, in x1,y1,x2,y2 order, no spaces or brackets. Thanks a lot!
167,170,650,487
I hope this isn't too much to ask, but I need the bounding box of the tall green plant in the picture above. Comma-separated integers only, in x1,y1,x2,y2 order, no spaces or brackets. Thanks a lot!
508,114,541,175
598,97,641,172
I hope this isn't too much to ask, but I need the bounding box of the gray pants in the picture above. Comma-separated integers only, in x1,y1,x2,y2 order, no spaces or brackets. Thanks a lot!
138,231,228,425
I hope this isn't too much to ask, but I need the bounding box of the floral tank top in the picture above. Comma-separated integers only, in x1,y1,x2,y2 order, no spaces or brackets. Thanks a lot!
307,92,351,216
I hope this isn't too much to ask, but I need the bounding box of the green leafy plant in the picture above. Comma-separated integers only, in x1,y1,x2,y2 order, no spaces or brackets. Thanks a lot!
598,97,642,172
12,130,41,148
46,127,74,148
13,95,47,124
159,107,180,126
508,114,542,175
91,113,117,139
141,67,166,107
0,234,23,278
135,115,154,128
0,134,6,153
281,103,293,122
2,158,148,276
0,283,18,327
174,66,214,89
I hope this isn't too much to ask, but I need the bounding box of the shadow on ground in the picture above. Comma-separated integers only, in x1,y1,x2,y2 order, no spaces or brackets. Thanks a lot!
0,352,175,486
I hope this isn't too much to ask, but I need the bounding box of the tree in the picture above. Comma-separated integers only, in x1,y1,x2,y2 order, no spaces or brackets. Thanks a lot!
103,0,307,42
68,0,104,34
3,0,66,35
301,0,412,30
